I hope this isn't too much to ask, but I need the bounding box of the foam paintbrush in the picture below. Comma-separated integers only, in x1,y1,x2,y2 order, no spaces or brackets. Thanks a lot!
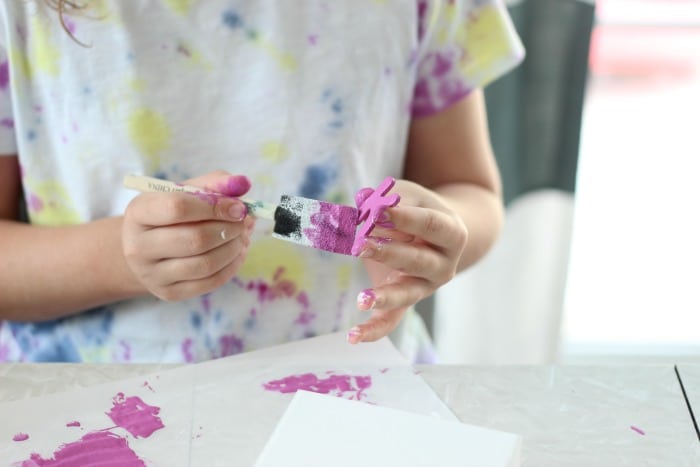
123,174,399,256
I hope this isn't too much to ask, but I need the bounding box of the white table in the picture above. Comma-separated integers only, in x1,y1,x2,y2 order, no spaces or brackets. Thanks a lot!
1,364,699,466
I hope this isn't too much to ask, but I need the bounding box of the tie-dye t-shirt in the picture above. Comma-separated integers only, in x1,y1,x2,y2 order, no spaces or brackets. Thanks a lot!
0,1,523,363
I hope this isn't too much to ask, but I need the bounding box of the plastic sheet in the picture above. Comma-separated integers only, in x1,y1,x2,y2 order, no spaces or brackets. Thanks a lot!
417,365,700,467
0,334,454,466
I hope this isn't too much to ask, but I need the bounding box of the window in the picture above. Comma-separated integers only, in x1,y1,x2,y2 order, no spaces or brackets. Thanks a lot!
563,0,700,361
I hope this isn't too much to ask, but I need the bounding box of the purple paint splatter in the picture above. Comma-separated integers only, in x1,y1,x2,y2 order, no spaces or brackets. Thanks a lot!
182,338,194,363
219,334,244,357
0,61,9,91
23,431,146,467
17,393,164,467
630,425,646,435
105,393,164,439
263,372,372,400
13,433,29,442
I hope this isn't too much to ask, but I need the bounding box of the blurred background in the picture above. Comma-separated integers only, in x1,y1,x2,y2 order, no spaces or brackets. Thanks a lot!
423,0,700,364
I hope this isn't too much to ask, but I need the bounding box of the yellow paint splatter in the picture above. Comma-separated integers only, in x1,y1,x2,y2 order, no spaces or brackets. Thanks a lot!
460,6,512,80
128,108,170,171
336,263,353,289
254,36,297,72
163,0,195,15
9,47,32,79
261,141,288,163
128,78,147,93
25,180,81,225
29,16,60,75
253,173,276,187
177,42,213,71
239,238,310,289
78,347,111,363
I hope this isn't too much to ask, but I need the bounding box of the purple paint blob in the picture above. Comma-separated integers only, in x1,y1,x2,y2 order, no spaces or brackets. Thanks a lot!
0,117,13,129
263,373,372,400
27,193,43,212
65,421,81,428
23,431,146,467
105,393,164,439
182,338,194,363
13,433,29,442
630,425,646,436
0,60,9,90
432,51,453,77
303,201,357,255
219,334,244,357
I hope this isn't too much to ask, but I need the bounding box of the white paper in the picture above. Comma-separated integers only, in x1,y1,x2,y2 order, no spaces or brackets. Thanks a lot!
0,333,455,466
255,390,521,467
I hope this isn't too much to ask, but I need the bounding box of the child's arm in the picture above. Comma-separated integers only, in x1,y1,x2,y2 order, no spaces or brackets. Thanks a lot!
349,90,503,343
0,164,253,321
0,155,144,320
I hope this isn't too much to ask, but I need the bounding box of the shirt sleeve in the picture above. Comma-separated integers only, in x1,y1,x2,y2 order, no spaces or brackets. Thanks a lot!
411,0,525,117
0,45,17,155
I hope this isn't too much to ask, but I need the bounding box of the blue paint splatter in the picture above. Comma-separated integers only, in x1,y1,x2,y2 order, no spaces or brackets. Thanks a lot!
299,163,337,199
331,98,343,114
222,10,243,29
27,130,36,141
190,312,202,330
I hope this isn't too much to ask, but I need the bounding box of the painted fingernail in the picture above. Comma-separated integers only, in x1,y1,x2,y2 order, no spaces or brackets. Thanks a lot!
357,289,376,310
372,237,392,246
228,202,247,221
347,326,362,344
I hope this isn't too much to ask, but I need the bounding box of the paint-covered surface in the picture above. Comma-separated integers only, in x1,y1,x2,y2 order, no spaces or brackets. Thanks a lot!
263,372,372,400
0,335,459,466
13,392,165,467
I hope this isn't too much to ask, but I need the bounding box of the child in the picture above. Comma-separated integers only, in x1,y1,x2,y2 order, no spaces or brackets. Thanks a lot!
0,0,524,363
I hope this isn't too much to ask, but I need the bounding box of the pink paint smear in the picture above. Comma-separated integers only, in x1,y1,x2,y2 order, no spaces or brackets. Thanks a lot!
106,393,164,438
630,425,646,436
13,433,29,442
263,372,372,400
21,431,146,467
16,393,164,467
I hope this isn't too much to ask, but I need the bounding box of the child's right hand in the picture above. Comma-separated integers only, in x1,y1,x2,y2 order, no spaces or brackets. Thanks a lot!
121,171,255,302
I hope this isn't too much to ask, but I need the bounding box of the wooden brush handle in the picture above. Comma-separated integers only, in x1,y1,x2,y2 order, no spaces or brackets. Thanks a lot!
123,174,276,220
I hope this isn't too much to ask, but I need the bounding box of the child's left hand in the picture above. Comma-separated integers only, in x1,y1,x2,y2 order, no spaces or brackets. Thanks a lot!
347,179,469,344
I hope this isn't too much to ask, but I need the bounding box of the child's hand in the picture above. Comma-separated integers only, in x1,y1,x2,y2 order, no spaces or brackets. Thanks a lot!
348,179,469,344
122,171,255,301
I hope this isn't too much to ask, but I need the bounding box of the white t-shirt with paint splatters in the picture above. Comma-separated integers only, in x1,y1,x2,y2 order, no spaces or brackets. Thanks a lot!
0,0,523,363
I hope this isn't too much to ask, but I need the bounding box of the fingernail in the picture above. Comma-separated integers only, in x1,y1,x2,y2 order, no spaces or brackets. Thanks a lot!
358,246,375,258
347,326,362,344
377,211,391,224
375,220,395,229
372,237,392,246
357,289,376,310
228,202,247,221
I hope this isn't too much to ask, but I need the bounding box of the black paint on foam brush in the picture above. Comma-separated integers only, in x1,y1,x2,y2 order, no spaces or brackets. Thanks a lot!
273,195,302,240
